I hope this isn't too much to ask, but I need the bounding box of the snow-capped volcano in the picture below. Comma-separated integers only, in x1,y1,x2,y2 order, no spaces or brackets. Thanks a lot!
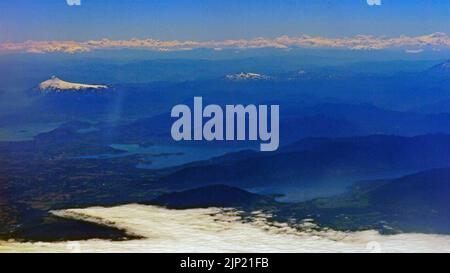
39,76,108,92
226,72,271,81
429,61,450,73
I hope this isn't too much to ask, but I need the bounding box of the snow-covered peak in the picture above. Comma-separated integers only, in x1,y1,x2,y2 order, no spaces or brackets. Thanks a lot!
437,61,450,70
39,76,108,92
226,72,271,81
428,61,450,75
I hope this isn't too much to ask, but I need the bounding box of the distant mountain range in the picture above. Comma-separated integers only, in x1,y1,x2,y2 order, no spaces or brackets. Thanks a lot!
38,101,450,147
1,56,449,125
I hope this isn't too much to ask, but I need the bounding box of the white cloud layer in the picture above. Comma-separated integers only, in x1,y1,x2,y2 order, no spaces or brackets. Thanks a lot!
1,33,449,54
0,204,449,253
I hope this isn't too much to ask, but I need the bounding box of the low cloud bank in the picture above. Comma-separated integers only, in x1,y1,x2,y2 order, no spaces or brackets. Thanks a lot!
0,204,449,253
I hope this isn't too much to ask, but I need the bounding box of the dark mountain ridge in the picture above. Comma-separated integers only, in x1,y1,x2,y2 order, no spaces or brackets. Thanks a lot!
151,184,274,209
159,134,450,194
281,167,450,234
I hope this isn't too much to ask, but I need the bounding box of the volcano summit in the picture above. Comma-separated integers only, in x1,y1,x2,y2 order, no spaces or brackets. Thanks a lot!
39,76,108,92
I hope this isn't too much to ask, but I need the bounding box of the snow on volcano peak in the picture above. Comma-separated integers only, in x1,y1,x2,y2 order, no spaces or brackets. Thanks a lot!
39,76,108,92
226,72,271,81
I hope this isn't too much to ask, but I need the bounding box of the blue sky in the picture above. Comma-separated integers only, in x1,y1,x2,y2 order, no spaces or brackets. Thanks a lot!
0,0,450,42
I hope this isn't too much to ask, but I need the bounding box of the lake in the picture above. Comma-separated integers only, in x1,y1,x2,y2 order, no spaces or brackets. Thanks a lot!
76,143,241,169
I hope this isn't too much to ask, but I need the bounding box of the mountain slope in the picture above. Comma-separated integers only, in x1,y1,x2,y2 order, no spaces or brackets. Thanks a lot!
427,60,450,76
366,168,450,213
281,167,450,234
